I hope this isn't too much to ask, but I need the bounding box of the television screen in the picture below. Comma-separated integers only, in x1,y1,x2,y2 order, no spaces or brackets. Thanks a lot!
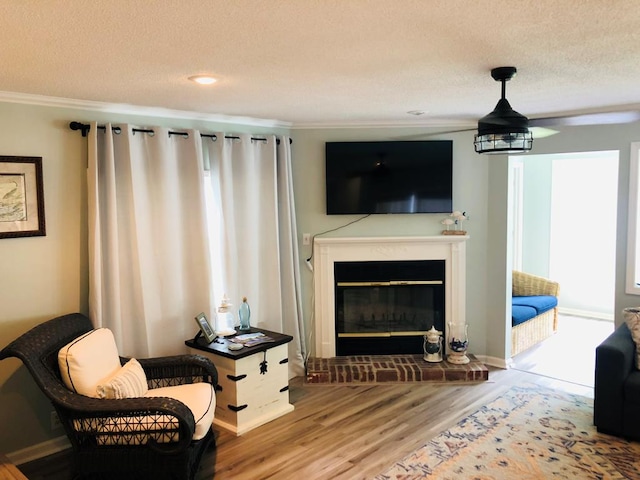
325,140,453,214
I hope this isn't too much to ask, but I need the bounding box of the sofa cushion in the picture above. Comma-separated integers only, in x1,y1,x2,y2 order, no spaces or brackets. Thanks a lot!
58,328,121,398
74,382,216,445
512,305,539,326
96,358,148,399
145,383,216,440
513,295,558,315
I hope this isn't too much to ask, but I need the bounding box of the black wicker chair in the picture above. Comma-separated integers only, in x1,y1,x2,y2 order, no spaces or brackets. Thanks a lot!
0,313,218,480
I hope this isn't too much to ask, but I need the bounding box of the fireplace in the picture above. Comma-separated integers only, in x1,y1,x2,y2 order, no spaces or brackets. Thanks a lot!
313,236,467,358
334,260,445,355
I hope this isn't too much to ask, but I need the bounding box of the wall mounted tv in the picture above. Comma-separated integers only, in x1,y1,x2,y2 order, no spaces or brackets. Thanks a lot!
325,140,453,215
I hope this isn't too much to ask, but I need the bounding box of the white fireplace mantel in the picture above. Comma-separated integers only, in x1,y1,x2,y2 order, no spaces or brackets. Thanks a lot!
313,235,468,358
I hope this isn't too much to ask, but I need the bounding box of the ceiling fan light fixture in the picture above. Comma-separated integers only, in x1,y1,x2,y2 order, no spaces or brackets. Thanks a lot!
474,66,533,155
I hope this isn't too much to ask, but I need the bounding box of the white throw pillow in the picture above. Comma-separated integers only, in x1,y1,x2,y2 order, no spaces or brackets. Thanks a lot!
58,328,121,398
624,307,640,369
97,358,149,399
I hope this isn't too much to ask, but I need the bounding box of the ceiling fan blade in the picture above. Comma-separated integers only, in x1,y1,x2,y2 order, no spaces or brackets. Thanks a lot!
394,125,557,141
392,128,476,140
530,111,640,127
529,127,559,139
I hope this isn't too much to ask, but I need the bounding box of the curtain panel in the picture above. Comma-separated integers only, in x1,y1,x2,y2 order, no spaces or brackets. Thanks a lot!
87,123,213,357
203,134,305,376
88,125,305,375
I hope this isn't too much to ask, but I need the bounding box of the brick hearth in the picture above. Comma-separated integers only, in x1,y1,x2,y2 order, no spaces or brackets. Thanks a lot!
305,354,488,384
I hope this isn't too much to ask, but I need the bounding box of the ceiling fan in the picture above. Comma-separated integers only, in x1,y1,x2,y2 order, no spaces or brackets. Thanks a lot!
400,66,640,153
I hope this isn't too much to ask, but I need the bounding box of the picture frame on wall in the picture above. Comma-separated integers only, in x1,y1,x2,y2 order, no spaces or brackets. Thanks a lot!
0,156,46,239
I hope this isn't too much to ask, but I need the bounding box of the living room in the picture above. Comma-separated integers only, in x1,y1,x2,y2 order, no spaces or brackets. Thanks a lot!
2,2,640,479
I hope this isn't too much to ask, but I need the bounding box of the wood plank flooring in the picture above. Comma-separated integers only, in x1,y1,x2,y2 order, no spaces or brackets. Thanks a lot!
18,365,592,480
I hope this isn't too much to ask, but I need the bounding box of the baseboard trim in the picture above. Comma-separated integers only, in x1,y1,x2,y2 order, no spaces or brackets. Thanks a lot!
558,307,614,321
477,355,510,370
7,436,70,466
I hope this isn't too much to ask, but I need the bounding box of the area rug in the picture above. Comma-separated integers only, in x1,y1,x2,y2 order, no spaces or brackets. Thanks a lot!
376,385,640,479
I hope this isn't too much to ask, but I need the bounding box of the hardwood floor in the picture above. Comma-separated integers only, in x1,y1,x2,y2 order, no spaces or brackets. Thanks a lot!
511,314,614,387
18,364,593,480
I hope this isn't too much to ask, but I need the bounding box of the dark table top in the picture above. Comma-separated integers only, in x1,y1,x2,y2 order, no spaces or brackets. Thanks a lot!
185,327,293,360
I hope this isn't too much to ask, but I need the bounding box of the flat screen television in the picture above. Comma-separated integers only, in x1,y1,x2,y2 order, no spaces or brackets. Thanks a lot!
325,140,453,214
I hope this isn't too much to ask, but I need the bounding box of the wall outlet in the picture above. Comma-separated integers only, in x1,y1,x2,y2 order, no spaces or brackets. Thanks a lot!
50,411,62,430
303,233,311,245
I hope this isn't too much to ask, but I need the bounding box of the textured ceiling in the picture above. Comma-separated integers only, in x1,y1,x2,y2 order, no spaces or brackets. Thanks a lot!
1,0,640,127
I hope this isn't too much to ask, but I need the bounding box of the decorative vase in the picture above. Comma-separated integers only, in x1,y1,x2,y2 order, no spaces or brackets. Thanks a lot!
239,297,251,332
447,322,470,364
423,326,443,362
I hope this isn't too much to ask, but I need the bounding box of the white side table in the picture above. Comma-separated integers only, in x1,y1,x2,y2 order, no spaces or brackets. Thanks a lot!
186,328,294,436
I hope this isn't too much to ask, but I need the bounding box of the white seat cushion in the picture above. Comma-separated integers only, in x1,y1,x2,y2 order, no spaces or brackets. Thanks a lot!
145,383,216,440
58,328,121,398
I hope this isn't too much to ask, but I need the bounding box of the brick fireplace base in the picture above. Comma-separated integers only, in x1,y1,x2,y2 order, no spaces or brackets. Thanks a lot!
305,354,488,384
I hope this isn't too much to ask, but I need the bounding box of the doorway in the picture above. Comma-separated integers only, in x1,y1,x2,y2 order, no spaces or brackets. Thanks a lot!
510,151,618,386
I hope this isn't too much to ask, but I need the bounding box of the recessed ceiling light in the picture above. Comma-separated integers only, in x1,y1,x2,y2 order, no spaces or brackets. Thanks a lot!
189,75,217,85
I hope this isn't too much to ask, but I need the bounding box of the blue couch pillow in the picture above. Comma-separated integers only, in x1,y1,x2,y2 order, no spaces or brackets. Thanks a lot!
513,295,558,315
512,305,539,326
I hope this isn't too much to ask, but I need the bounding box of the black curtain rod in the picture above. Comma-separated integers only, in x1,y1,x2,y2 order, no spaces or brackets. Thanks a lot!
69,121,291,144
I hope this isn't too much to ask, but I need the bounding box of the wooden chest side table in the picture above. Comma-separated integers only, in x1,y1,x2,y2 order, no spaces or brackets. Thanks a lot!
185,327,294,436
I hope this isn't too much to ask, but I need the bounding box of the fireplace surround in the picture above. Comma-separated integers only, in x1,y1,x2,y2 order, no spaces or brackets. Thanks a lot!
313,236,467,358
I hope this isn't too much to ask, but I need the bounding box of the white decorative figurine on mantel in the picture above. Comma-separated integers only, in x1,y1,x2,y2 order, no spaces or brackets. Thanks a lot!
442,210,467,236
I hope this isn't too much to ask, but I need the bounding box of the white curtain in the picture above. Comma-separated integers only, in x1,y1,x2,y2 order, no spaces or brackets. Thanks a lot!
203,134,306,376
87,123,213,357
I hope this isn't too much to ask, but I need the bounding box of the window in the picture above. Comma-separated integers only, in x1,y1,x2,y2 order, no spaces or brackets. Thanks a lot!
627,142,640,295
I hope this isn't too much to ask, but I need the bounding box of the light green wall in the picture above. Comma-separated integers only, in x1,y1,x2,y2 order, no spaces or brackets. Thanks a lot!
290,126,491,362
2,100,640,457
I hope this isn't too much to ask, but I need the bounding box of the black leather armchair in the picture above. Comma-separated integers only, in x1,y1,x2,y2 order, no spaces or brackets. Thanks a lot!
594,322,640,440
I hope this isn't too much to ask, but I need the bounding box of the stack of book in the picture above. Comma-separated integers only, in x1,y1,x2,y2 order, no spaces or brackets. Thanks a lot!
230,332,275,348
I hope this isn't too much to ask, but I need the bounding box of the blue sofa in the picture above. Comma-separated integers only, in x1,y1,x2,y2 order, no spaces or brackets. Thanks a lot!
511,271,560,356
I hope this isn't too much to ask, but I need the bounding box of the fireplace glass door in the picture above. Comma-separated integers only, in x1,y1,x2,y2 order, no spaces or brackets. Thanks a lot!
334,260,445,355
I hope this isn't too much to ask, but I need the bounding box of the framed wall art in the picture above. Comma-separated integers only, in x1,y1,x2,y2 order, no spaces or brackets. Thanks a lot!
0,156,46,239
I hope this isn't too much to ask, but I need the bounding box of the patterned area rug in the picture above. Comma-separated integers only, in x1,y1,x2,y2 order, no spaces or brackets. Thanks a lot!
376,385,640,479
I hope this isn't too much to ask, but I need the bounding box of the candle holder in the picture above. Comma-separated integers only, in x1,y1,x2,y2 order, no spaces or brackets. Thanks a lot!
423,326,443,363
447,322,470,364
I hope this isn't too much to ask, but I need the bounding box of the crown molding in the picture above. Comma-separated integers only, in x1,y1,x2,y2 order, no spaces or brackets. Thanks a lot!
0,91,292,129
290,120,475,130
0,90,480,130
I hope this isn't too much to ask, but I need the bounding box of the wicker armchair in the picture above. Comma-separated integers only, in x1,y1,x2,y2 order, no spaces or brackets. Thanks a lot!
0,313,218,480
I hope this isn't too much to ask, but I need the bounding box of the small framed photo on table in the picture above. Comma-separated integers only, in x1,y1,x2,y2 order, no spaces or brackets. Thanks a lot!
0,156,46,239
194,312,216,343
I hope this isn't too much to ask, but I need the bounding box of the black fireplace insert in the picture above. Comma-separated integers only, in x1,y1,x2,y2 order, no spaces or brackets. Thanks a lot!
334,260,445,355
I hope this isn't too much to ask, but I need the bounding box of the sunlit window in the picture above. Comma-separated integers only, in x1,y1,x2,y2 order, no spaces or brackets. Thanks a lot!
627,142,640,295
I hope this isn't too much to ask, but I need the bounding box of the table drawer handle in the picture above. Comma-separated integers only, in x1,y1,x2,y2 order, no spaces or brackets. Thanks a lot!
228,404,248,412
227,374,247,382
279,386,289,393
215,384,223,392
279,358,289,364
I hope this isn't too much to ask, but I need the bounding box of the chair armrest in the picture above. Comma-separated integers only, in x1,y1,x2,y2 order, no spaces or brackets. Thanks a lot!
130,354,218,389
54,391,196,453
512,270,560,297
594,323,636,435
